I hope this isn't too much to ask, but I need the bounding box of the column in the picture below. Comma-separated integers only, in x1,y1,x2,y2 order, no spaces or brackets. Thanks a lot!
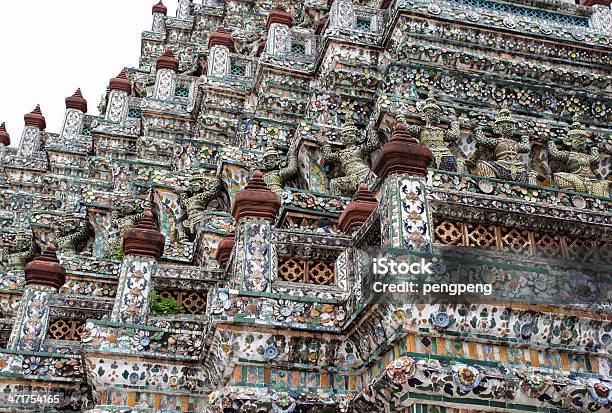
152,0,167,33
590,5,612,35
0,122,9,148
0,123,9,178
110,210,165,325
105,70,132,123
230,171,281,292
18,105,46,157
373,121,434,251
154,51,179,101
265,6,293,56
207,28,234,78
329,0,356,30
61,89,87,141
8,248,66,351
176,0,192,20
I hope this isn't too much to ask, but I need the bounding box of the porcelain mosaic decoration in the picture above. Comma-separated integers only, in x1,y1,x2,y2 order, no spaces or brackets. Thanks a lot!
0,0,610,411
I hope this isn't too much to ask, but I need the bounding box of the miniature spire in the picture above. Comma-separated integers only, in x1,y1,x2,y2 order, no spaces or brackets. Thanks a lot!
122,209,166,258
338,183,378,233
156,50,179,72
0,122,10,146
24,246,66,290
109,69,132,95
208,27,235,52
372,119,434,179
390,121,419,144
266,4,293,29
152,0,168,15
232,170,281,222
24,105,46,130
65,88,88,113
215,233,235,267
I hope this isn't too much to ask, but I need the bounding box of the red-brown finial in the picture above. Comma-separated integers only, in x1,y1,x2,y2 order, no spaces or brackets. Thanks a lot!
152,0,168,15
208,27,235,52
232,171,281,222
381,0,393,9
65,88,88,112
215,233,235,267
24,105,46,130
109,69,132,95
24,247,66,290
580,0,612,6
372,120,433,180
122,209,166,258
156,50,179,72
338,183,378,234
0,123,10,146
266,5,293,29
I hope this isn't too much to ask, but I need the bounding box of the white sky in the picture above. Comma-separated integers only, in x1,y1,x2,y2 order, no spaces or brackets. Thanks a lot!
0,0,179,147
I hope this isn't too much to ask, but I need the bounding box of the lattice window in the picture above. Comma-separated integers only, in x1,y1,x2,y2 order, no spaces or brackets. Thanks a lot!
47,318,85,341
434,219,465,246
81,125,93,136
128,108,142,118
433,218,608,264
158,290,207,314
356,18,371,31
309,260,335,285
500,227,531,254
533,232,564,260
465,223,497,249
564,237,596,263
291,43,306,54
278,258,305,282
278,257,336,285
230,65,246,76
175,87,189,97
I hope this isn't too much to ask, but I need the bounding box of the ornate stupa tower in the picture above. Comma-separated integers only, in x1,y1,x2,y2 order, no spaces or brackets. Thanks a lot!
0,0,610,412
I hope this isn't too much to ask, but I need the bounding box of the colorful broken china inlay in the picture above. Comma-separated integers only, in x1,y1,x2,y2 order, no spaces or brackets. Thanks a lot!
0,0,610,411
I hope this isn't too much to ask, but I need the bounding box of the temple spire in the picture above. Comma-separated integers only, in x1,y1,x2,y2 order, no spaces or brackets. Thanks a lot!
156,50,179,72
109,69,132,94
24,105,46,130
0,122,9,146
65,88,88,112
152,0,167,15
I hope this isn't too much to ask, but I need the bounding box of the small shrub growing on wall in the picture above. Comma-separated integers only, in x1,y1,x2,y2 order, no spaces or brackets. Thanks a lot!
149,290,183,316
